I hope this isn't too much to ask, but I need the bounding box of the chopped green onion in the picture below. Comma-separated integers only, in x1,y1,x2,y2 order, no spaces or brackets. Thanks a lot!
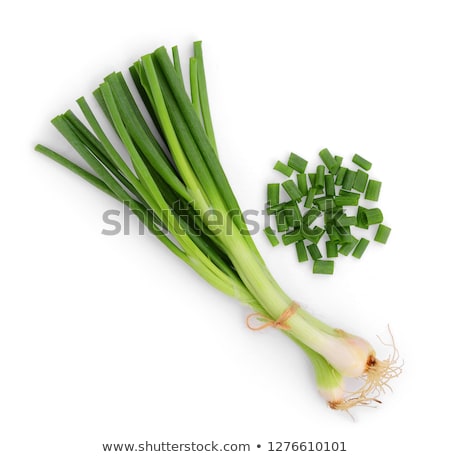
282,227,305,245
365,179,382,201
276,210,289,232
266,202,286,215
314,196,336,211
264,227,280,246
308,173,316,189
361,208,384,225
319,148,338,174
304,187,317,208
285,201,302,227
342,169,356,191
353,169,369,193
267,183,280,207
326,240,339,258
307,243,323,260
288,152,308,173
338,236,359,256
356,206,369,229
334,156,343,173
282,179,303,201
352,154,372,171
324,174,335,196
297,173,308,196
315,165,325,189
335,167,347,186
274,160,294,177
374,224,391,244
335,214,357,227
334,195,359,206
313,260,334,275
295,240,309,262
352,238,370,259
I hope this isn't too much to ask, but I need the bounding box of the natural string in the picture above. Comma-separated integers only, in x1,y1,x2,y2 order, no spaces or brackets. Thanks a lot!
246,302,300,331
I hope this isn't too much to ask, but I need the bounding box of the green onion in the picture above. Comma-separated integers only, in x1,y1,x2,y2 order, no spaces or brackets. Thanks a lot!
338,236,359,256
365,179,382,201
319,148,338,174
324,174,335,196
288,152,308,173
304,187,317,209
374,224,392,244
282,179,303,201
282,227,305,245
361,208,384,225
313,260,334,275
295,240,309,262
352,238,370,259
308,173,316,189
341,169,356,191
307,243,323,260
334,156,343,173
352,153,372,171
353,169,369,193
335,214,357,227
297,173,308,196
315,165,325,189
334,195,359,206
37,42,398,411
314,196,336,211
267,183,280,207
274,160,294,177
326,240,339,258
356,206,369,229
264,227,280,246
335,166,347,186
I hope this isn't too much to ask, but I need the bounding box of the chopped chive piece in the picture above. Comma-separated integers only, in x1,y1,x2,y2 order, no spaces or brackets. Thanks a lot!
335,214,357,227
304,187,317,208
313,260,334,275
342,169,356,190
267,183,280,207
315,165,325,189
307,243,323,260
308,173,316,188
339,189,360,198
374,224,392,244
266,202,286,215
282,179,303,201
264,227,279,246
334,156,343,173
326,240,338,258
356,206,369,229
288,152,308,173
352,154,372,171
319,148,338,174
297,173,308,195
276,210,289,232
335,167,347,186
365,179,382,201
303,227,325,244
282,227,305,245
314,196,336,211
353,169,369,193
284,201,302,227
324,174,335,196
361,208,384,225
338,236,359,256
352,238,370,259
295,240,309,262
274,160,294,177
303,208,321,227
334,195,359,206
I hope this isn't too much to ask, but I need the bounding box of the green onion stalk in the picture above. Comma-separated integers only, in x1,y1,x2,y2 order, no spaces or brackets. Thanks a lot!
36,42,401,411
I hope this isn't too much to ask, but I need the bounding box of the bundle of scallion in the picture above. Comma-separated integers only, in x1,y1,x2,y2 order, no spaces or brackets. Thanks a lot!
36,42,400,411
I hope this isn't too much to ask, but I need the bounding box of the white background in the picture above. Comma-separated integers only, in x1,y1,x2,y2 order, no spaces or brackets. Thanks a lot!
1,0,449,455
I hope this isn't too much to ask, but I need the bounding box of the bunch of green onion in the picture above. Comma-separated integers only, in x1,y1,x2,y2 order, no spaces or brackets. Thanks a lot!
36,42,400,411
